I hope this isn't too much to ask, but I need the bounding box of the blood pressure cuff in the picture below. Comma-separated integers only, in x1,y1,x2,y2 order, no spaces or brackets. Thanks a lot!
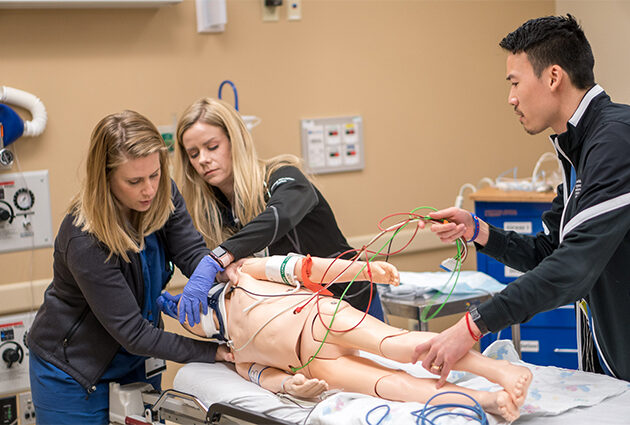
0,104,24,146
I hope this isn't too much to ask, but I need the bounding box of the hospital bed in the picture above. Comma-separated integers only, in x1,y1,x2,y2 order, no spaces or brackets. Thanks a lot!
110,340,630,425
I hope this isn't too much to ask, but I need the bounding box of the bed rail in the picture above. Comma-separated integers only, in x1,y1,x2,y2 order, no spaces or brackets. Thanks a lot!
143,388,209,424
142,389,297,424
207,402,297,425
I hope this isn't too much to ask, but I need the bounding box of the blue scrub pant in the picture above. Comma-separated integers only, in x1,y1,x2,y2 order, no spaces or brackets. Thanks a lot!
367,290,385,321
29,353,161,425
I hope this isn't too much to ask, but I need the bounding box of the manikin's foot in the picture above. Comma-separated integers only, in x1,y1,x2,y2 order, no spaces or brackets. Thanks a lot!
374,371,521,423
478,390,520,423
491,360,532,406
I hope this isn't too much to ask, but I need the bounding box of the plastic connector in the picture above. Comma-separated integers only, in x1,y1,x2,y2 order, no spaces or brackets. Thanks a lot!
439,258,458,273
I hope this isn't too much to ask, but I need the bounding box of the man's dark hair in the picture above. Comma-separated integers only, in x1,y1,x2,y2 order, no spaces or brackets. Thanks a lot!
499,14,595,89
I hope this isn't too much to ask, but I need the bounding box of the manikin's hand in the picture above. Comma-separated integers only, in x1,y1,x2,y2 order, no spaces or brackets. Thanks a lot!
218,258,248,285
362,261,400,286
428,207,476,244
411,315,476,389
283,373,329,399
179,256,224,326
215,345,234,363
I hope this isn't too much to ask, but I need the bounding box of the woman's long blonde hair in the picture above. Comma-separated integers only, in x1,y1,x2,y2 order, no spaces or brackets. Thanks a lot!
70,110,174,262
175,98,300,248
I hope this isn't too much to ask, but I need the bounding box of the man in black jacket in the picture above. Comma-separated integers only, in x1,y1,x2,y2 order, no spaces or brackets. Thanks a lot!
413,15,630,385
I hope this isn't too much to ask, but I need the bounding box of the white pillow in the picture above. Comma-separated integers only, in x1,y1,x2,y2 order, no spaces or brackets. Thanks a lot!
174,362,310,423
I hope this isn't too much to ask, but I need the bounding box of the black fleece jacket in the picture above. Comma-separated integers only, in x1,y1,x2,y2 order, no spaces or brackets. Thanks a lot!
219,166,376,310
477,86,630,381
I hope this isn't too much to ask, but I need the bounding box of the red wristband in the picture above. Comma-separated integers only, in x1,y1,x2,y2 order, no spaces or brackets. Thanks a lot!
301,255,332,296
465,311,481,342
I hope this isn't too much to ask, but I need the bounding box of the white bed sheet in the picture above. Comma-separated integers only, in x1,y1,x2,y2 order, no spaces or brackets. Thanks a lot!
174,341,630,424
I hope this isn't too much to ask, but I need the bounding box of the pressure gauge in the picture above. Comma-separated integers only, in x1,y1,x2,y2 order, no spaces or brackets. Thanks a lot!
14,188,35,211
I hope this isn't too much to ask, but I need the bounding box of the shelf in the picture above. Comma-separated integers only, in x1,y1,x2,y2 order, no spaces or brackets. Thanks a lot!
0,0,182,8
469,187,556,203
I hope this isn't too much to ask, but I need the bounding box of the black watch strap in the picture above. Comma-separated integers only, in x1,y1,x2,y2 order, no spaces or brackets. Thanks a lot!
210,246,228,268
468,306,489,335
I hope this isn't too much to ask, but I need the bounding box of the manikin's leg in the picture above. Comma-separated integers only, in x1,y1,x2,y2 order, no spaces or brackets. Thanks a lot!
307,355,520,422
311,299,532,406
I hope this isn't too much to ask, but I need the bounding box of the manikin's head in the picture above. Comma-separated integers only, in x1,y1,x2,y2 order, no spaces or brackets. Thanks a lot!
500,15,595,135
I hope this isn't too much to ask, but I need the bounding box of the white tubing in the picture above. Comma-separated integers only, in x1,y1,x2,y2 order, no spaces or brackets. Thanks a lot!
477,177,495,188
532,152,561,187
0,86,47,137
455,183,476,208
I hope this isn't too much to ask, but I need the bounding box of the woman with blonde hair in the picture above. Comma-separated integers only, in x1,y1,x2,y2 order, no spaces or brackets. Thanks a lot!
27,110,232,424
173,98,384,326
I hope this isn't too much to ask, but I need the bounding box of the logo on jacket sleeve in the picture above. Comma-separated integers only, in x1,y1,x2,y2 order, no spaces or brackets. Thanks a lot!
573,179,582,198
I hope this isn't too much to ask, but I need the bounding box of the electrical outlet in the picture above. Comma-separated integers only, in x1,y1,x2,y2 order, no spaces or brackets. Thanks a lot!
261,0,280,21
287,0,301,20
301,116,364,174
18,392,36,425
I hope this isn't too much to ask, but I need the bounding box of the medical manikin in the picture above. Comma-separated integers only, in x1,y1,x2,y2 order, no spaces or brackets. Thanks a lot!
180,256,532,422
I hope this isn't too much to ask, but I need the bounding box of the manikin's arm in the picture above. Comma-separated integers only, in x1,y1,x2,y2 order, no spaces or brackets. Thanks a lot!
235,362,328,399
241,256,400,287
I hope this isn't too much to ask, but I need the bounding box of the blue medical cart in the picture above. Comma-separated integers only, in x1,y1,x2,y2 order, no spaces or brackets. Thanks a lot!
470,188,578,369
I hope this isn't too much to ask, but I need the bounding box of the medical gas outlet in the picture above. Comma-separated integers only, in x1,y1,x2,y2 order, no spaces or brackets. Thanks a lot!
301,116,364,174
0,170,52,254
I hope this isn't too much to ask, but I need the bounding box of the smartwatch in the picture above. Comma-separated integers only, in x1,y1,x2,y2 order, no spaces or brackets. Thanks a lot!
209,246,230,268
468,306,489,335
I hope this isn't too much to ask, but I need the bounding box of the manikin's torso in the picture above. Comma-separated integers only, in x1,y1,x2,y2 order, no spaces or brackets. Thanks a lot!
226,271,317,371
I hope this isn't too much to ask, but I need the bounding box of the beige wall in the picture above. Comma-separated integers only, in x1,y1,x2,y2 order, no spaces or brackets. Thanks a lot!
557,1,630,104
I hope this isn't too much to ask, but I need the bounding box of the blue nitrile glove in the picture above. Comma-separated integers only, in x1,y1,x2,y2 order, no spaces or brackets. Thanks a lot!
179,256,224,326
156,291,181,319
